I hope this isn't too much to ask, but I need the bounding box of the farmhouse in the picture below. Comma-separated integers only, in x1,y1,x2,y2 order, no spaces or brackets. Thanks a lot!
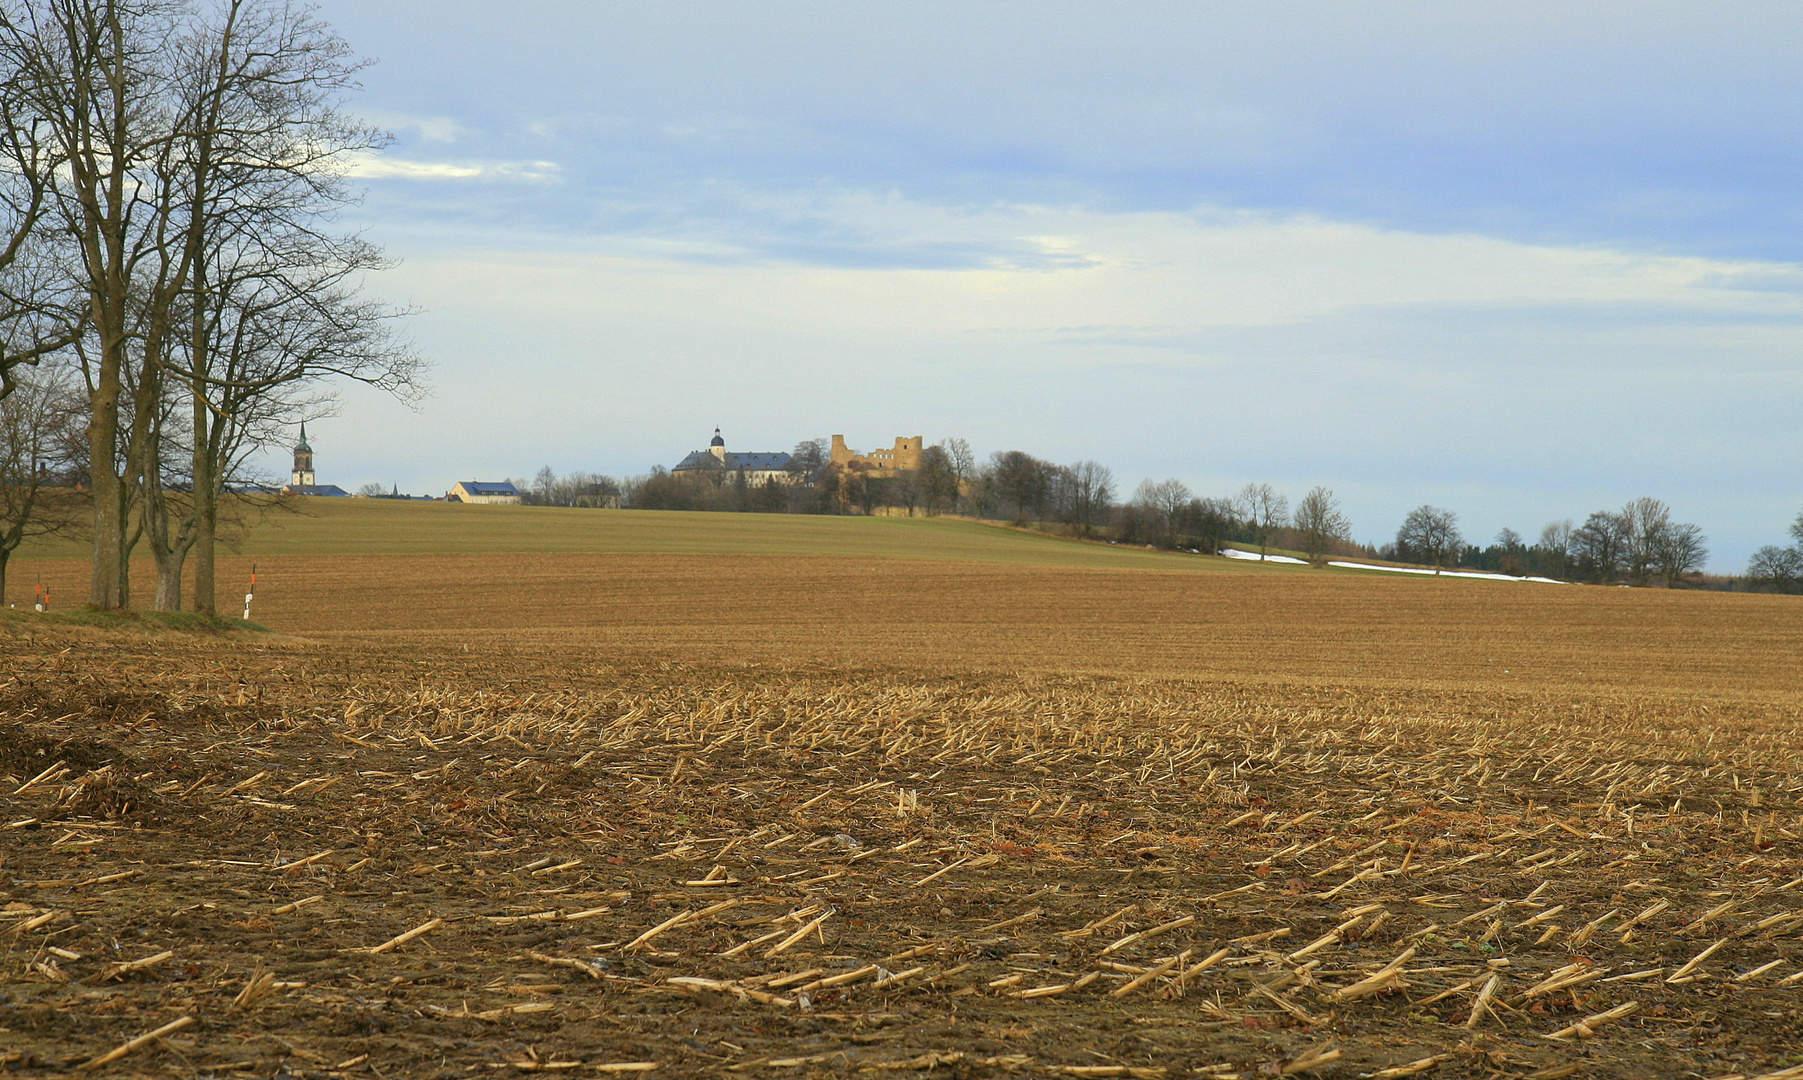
830,434,923,477
672,428,799,485
281,424,349,497
447,481,523,504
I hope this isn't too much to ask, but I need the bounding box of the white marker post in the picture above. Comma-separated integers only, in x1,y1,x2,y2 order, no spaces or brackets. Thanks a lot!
243,564,257,621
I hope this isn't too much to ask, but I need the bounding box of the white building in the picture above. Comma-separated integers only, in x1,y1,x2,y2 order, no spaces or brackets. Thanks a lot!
671,428,799,485
447,481,523,504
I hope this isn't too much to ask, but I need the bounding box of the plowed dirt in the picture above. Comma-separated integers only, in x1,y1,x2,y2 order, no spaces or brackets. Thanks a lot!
4,552,1802,1079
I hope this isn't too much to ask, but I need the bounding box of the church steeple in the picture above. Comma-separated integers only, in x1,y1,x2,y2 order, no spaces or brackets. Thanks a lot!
291,423,316,487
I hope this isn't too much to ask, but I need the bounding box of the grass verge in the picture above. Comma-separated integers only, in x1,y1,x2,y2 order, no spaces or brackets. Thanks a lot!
0,606,269,634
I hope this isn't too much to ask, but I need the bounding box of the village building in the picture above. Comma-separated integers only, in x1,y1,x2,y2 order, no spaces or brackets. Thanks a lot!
447,481,523,504
830,434,923,476
672,428,799,484
281,424,349,496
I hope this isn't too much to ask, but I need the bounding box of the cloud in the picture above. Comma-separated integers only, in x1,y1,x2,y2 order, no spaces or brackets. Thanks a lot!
1695,268,1803,294
344,152,561,183
298,2,1803,570
367,195,1803,357
362,111,470,144
317,1,1803,261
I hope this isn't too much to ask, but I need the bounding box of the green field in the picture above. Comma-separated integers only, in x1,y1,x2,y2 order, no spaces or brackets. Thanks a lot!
17,495,1277,571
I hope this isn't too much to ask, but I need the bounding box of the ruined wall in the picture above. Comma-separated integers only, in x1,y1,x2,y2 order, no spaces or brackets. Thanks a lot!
830,434,924,475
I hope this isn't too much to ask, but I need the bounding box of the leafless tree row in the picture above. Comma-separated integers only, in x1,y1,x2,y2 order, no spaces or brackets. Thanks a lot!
1418,498,1708,586
0,0,419,612
1552,498,1709,586
1745,510,1803,594
511,467,624,508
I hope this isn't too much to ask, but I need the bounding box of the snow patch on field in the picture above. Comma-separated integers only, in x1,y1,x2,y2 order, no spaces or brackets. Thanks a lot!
1327,561,1566,584
1220,547,1565,583
1221,549,1308,565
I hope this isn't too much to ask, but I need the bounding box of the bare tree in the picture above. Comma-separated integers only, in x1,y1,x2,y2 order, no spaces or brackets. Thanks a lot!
960,461,994,519
1062,460,1114,537
1236,482,1289,560
183,252,415,612
1293,486,1349,566
942,437,977,514
0,370,83,601
1537,520,1572,579
1653,521,1707,587
0,33,75,401
885,466,923,516
171,2,412,612
1563,500,1704,589
990,450,1054,524
1493,527,1525,575
1570,510,1628,583
915,442,959,515
786,438,826,482
1747,546,1803,594
555,472,620,508
0,0,414,611
850,468,882,516
1396,504,1462,572
1187,496,1236,556
1133,477,1191,547
1620,496,1672,586
0,244,76,403
0,0,186,607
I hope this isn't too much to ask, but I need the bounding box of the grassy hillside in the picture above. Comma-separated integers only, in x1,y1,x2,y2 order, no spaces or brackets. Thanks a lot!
17,496,1273,571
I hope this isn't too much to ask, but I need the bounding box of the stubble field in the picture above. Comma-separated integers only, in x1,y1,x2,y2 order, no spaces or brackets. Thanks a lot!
4,509,1803,1079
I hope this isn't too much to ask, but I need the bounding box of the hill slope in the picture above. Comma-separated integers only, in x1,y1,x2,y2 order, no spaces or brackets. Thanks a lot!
18,496,1262,571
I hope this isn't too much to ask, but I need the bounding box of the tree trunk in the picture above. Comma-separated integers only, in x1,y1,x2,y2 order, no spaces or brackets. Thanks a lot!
190,386,216,615
142,481,200,613
152,545,185,611
86,356,126,609
192,491,216,615
133,377,184,611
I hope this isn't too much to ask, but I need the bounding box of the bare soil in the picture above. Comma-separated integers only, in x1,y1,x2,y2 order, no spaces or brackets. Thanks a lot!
3,565,1803,1079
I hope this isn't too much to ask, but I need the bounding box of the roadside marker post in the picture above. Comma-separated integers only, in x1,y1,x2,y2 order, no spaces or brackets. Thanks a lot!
243,564,257,621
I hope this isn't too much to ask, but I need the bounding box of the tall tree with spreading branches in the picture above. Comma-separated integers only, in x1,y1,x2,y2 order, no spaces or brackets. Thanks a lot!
1396,504,1462,572
1236,482,1289,561
1293,486,1350,566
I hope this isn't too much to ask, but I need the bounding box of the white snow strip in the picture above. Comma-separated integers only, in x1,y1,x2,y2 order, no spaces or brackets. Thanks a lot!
1221,548,1309,565
1218,547,1564,583
1327,561,1566,584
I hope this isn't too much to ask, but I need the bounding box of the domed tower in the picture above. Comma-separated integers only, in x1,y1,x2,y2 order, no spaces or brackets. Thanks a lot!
709,427,726,460
291,424,315,487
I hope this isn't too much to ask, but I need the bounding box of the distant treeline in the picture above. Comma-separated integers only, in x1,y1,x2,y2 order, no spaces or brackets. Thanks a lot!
506,438,1803,593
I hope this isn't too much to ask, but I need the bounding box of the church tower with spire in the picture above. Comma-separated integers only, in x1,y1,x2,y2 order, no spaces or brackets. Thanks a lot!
291,424,315,487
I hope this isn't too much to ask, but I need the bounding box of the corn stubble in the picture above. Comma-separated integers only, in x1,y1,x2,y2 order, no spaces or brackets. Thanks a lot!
2,563,1802,1078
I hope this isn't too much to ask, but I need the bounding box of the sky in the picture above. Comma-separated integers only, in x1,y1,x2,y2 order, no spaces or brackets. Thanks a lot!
289,1,1803,569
